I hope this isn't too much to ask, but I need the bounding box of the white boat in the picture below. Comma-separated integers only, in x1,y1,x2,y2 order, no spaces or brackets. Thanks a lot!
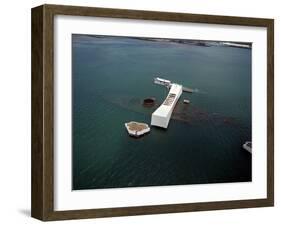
183,99,190,104
243,141,252,154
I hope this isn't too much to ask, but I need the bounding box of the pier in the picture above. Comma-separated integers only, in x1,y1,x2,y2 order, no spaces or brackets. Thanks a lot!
153,77,193,93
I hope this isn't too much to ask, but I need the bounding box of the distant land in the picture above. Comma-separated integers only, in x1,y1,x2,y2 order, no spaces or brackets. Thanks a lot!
81,34,252,49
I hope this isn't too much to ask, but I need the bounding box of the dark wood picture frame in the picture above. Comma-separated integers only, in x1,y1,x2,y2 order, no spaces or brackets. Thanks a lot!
31,4,274,221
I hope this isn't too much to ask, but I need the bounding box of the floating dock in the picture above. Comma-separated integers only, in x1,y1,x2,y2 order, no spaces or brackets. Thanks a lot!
182,86,194,93
151,83,182,128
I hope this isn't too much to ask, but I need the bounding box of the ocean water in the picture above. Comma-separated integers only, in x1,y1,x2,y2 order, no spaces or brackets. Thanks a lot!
72,34,252,190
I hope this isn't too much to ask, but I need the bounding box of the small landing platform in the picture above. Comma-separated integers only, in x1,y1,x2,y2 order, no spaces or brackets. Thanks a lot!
125,121,150,137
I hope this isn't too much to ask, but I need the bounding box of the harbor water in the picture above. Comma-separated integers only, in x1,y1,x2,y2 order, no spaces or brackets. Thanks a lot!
72,34,252,190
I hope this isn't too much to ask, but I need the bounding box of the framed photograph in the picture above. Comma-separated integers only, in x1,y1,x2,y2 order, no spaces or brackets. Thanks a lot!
31,4,274,221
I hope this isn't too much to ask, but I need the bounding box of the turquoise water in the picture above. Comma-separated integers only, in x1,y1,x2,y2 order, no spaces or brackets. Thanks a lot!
72,34,252,190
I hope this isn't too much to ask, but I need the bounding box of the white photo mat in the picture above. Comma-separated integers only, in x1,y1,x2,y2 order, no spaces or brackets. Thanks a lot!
54,15,267,211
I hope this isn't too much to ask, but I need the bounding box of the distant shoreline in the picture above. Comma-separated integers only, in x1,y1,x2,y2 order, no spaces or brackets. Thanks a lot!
74,33,252,49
